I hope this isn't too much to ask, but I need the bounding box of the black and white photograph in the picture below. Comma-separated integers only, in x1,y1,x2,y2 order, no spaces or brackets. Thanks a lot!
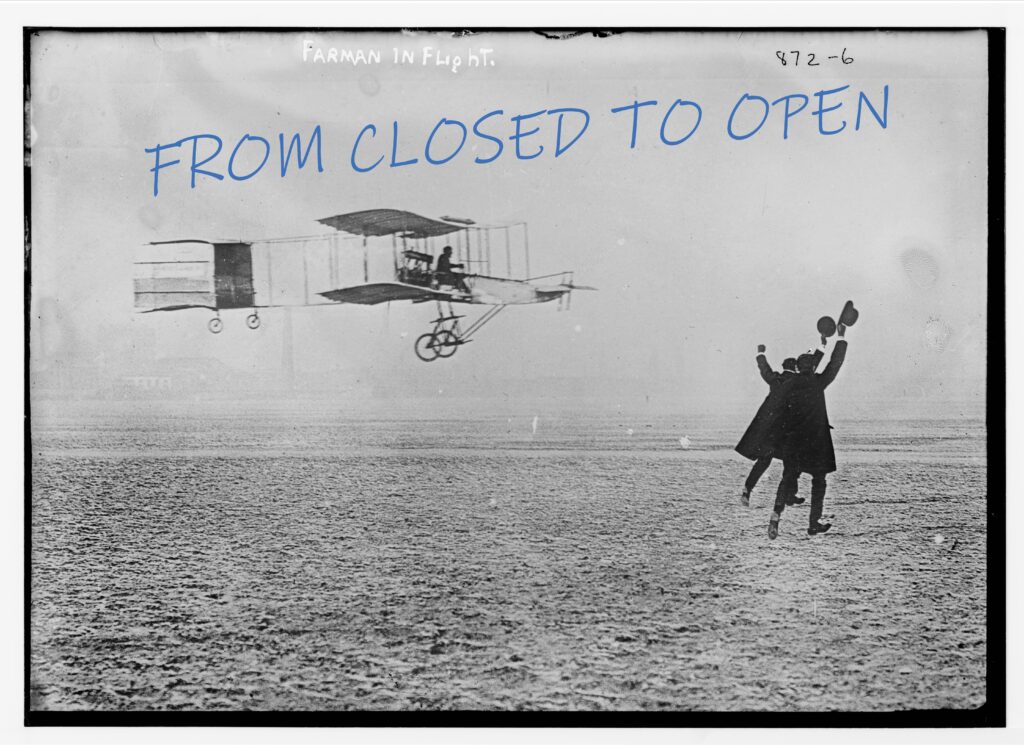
23,16,1004,728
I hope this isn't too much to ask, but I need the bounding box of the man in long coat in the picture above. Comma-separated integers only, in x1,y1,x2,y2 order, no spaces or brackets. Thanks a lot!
768,324,849,539
735,345,822,506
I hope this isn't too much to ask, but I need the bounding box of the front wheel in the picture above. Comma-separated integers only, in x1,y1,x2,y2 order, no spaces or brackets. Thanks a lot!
414,333,440,362
246,313,261,330
208,317,223,334
434,329,459,358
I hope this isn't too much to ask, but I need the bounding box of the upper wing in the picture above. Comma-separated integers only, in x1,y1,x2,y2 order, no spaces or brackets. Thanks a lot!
319,282,459,305
317,209,467,239
139,303,217,313
148,239,216,246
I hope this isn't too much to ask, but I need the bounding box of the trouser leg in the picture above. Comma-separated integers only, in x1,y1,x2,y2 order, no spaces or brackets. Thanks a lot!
773,461,800,517
745,455,773,491
809,473,827,526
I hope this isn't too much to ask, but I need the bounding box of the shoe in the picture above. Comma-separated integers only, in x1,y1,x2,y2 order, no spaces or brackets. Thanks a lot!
740,487,750,507
785,495,805,506
807,521,832,535
768,513,779,540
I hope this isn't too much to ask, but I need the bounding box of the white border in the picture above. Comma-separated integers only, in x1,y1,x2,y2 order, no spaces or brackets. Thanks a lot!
5,2,1019,746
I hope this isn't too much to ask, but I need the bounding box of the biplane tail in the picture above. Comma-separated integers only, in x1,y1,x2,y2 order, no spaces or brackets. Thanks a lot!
135,240,256,313
135,240,263,333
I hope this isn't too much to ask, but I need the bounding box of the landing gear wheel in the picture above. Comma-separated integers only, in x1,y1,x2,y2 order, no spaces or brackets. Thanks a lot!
246,313,261,330
414,333,441,362
208,317,223,334
434,330,459,358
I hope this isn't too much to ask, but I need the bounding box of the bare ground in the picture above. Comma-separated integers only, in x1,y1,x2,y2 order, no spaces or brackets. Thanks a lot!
29,405,987,711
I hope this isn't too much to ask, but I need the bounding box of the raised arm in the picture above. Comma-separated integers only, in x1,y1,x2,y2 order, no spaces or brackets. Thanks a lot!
755,344,779,385
811,337,826,371
817,331,848,389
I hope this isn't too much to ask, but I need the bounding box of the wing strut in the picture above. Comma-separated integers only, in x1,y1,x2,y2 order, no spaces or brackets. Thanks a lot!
463,304,507,339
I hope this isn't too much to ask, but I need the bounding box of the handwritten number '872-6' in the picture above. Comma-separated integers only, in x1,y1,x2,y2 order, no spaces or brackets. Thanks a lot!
776,49,854,66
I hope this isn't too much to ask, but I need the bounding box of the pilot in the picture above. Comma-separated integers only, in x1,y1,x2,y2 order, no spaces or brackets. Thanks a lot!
435,246,468,292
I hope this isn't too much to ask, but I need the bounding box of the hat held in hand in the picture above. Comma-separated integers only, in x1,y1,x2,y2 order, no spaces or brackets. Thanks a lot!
839,300,859,327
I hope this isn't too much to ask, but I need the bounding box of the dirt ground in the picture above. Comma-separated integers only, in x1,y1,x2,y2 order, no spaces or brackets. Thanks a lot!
29,403,987,711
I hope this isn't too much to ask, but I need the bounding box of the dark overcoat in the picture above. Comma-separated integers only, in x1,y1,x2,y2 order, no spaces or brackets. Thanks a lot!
773,339,848,474
734,353,814,461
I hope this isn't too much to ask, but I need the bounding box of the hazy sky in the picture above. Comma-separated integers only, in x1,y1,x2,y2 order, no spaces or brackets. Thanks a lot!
29,30,990,412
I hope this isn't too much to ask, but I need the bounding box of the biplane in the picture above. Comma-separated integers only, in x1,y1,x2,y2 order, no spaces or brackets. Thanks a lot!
134,209,594,361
